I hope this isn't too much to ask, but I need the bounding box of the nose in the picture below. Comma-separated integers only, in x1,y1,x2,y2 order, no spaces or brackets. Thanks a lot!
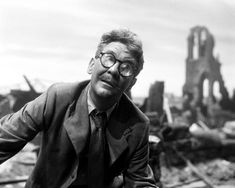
107,62,120,77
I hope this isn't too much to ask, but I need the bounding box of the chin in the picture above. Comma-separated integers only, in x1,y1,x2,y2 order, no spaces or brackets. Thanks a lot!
96,86,122,100
97,88,115,98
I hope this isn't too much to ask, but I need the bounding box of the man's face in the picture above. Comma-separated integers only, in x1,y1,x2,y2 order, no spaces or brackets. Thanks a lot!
88,42,137,101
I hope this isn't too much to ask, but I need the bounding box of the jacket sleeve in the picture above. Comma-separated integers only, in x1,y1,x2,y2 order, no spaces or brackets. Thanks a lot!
0,85,55,164
123,123,159,188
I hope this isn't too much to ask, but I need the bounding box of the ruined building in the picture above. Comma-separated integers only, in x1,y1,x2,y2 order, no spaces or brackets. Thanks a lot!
183,26,232,118
146,81,164,116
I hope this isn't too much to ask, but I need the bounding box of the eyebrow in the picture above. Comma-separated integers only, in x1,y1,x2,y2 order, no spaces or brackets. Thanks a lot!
103,51,136,64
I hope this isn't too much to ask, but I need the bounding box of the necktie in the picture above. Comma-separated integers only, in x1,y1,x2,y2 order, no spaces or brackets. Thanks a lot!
88,110,108,188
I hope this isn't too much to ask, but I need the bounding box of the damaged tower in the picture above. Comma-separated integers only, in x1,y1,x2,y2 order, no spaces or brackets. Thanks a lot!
183,26,230,115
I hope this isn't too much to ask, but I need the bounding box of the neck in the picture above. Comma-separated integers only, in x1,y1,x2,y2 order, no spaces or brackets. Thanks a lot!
89,92,119,112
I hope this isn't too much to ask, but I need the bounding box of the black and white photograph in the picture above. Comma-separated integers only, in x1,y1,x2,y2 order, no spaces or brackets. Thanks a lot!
0,0,235,187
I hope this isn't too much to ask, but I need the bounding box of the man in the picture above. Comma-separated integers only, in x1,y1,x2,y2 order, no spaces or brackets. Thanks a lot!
0,29,159,187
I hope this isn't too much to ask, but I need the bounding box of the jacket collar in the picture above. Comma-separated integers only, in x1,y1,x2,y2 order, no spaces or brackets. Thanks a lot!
63,84,90,156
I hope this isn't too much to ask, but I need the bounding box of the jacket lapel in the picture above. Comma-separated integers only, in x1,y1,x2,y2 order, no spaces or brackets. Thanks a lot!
107,100,134,166
63,85,90,156
107,121,132,166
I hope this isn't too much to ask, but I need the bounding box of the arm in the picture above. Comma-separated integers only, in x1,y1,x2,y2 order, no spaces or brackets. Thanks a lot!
0,86,53,164
123,124,159,188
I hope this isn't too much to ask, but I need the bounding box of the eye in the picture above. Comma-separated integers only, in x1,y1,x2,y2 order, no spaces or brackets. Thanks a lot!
119,63,134,76
103,53,115,61
101,53,116,67
121,62,132,70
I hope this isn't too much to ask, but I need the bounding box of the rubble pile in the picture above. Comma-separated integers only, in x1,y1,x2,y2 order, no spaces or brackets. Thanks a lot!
0,144,36,188
161,158,235,187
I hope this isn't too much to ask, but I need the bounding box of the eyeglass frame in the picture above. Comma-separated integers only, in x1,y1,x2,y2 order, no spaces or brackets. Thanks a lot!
95,52,138,77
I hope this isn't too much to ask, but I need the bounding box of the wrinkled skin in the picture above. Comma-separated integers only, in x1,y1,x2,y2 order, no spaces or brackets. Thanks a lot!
87,42,137,111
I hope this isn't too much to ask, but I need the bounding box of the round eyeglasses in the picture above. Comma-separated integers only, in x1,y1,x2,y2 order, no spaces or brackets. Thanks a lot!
97,52,137,77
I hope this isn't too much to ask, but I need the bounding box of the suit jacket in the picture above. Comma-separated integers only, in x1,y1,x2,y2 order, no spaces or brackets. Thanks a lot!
0,80,157,188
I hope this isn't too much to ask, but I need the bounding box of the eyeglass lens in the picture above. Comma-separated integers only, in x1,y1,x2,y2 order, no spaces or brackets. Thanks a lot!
100,53,135,77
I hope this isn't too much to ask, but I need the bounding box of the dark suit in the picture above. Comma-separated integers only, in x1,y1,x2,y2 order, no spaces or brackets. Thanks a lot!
0,80,157,188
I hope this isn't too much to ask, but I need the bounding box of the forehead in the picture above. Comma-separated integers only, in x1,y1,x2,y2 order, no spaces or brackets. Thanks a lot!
102,42,135,60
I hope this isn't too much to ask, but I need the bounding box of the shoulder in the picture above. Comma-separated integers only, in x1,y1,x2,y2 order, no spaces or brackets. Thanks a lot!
46,80,90,102
117,95,150,149
30,80,90,127
112,93,150,140
118,94,149,124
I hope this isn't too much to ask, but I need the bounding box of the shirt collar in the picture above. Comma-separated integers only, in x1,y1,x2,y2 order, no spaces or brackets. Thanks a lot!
87,84,116,119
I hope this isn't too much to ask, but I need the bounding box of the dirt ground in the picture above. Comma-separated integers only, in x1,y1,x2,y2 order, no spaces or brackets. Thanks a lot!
160,152,235,188
0,144,36,188
0,144,235,188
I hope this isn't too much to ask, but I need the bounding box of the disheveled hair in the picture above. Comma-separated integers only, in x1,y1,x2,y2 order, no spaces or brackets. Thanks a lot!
95,29,144,76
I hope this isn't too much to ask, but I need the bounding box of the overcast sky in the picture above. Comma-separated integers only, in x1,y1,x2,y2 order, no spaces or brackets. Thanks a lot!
0,0,234,97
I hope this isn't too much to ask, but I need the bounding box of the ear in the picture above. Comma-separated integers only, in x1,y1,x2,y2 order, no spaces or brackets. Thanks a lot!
127,77,137,91
87,58,95,74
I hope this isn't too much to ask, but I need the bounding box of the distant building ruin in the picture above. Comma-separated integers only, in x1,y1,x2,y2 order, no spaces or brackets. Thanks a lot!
183,26,230,114
146,81,164,116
